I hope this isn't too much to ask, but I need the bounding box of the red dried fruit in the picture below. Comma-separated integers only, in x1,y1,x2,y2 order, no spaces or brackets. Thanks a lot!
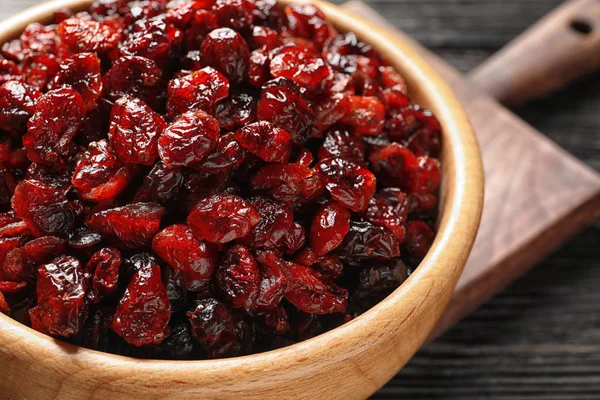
120,16,181,67
36,255,87,337
285,4,336,48
72,140,134,202
318,125,365,164
0,59,22,84
68,226,103,250
403,220,435,263
158,109,220,167
212,0,253,30
249,26,281,50
57,17,121,53
341,96,385,136
165,0,207,29
270,48,330,91
310,202,351,256
183,10,219,51
3,236,66,282
113,254,171,346
133,161,184,205
86,202,165,248
196,133,246,174
201,28,250,84
324,32,379,76
257,78,314,146
3,23,62,62
152,224,218,283
11,180,75,237
313,92,352,132
109,96,166,165
166,67,229,118
241,197,293,249
361,188,409,241
187,298,244,358
247,49,270,87
85,247,122,302
337,221,401,263
355,259,407,304
187,194,260,244
234,121,292,163
283,261,348,314
317,157,376,212
0,292,9,313
215,90,257,131
0,81,41,135
23,88,85,165
122,0,167,25
102,56,162,105
216,245,260,310
51,53,102,110
369,143,441,193
21,54,60,90
0,237,27,274
282,222,306,254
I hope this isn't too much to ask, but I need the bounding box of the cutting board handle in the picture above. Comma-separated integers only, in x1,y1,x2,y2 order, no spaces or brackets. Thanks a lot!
468,0,600,105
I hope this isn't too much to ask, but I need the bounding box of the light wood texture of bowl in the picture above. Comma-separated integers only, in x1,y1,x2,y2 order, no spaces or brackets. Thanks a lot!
0,1,484,398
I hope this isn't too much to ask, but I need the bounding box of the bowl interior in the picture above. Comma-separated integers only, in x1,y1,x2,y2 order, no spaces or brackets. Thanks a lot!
0,1,484,399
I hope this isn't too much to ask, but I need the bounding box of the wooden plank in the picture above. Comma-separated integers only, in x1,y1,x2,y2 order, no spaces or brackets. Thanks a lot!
342,1,600,338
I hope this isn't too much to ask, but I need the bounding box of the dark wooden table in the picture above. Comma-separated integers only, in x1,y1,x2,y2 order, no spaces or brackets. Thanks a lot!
2,0,599,398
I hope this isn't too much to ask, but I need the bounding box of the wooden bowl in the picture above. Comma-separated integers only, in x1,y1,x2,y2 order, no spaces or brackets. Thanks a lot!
0,1,484,398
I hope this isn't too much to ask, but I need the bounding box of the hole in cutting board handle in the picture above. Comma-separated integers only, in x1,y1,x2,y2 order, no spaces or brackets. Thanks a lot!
570,18,594,35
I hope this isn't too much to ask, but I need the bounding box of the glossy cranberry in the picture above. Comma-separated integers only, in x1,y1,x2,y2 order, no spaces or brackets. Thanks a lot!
113,254,171,346
241,197,293,249
212,0,253,30
152,224,218,283
337,221,401,263
57,17,121,53
133,161,184,205
403,220,435,263
109,96,166,165
102,56,162,106
36,255,87,337
158,109,220,168
51,53,102,110
0,81,41,134
21,54,60,90
284,4,336,48
85,247,122,303
202,28,250,84
341,96,385,136
120,16,181,67
3,236,66,282
216,245,260,310
270,48,330,91
310,202,351,256
317,157,376,212
167,67,229,118
215,90,257,131
196,133,246,175
187,194,260,244
234,121,292,163
318,125,365,164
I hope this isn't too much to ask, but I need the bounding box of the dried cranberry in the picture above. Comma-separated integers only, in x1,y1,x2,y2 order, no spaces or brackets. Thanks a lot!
183,10,219,51
133,161,184,205
86,202,165,248
58,17,121,53
158,109,220,167
270,48,330,91
51,53,102,110
21,54,60,90
187,298,244,358
241,197,293,249
0,81,40,134
72,140,134,202
196,133,246,174
109,96,166,165
201,28,250,84
85,247,122,302
403,220,435,263
234,121,292,163
120,17,181,67
257,78,314,146
212,0,253,30
247,49,270,87
102,56,162,106
341,96,385,136
361,188,409,241
113,254,171,346
152,224,218,283
317,157,376,212
11,180,75,237
314,92,352,133
167,67,229,118
310,202,351,256
187,194,260,244
284,4,336,48
216,245,260,310
318,125,364,164
36,255,87,337
215,90,257,131
337,221,400,263
23,88,85,165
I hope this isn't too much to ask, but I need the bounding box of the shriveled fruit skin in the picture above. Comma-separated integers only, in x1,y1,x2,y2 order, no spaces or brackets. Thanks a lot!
0,80,41,134
337,220,401,264
215,90,257,131
112,254,171,346
51,53,102,110
85,247,122,303
36,255,87,337
158,110,220,168
57,17,121,53
72,140,133,203
201,28,250,84
86,202,165,248
187,194,260,244
23,88,85,165
3,236,65,282
166,67,229,118
120,16,181,67
317,157,376,212
233,121,292,163
11,179,75,237
187,298,245,358
241,197,293,250
102,56,162,106
310,202,351,256
216,245,260,310
152,224,218,283
108,96,166,166
133,161,184,205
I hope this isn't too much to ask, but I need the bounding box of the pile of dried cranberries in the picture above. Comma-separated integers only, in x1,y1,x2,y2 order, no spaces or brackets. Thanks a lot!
0,0,442,359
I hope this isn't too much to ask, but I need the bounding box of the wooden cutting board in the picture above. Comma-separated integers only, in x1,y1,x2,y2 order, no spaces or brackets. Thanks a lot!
342,1,600,338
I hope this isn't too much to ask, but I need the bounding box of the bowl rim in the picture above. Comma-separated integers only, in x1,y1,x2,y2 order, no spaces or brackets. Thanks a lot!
0,0,484,395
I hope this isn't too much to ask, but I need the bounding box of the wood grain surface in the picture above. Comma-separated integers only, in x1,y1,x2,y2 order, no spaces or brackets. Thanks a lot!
1,1,600,399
